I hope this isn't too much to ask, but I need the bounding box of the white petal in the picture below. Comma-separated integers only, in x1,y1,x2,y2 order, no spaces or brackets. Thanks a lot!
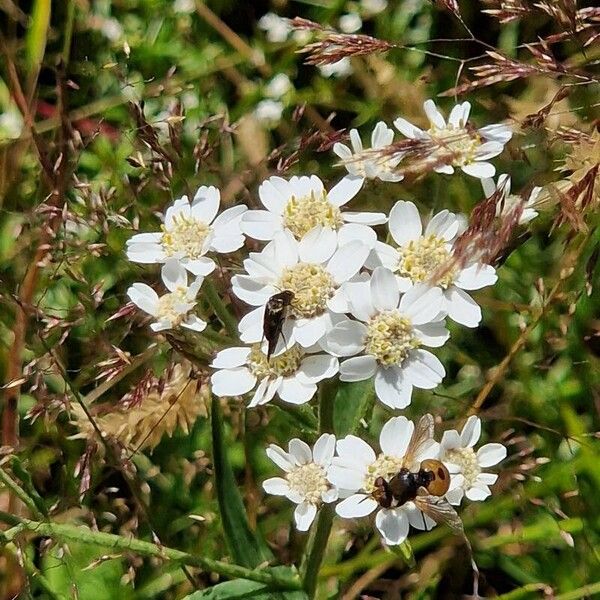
455,263,497,291
328,175,364,206
327,241,370,284
440,430,461,452
289,439,312,464
405,504,436,531
231,275,276,306
337,223,377,249
266,445,296,472
340,355,377,382
388,201,422,246
211,203,247,231
374,367,412,409
150,319,172,332
379,417,414,457
403,350,445,389
294,502,318,531
273,230,299,267
448,103,465,128
298,226,337,264
278,379,317,405
372,241,400,271
164,198,191,228
343,211,387,225
238,306,264,342
211,368,256,397
298,354,339,383
258,176,291,213
336,494,378,518
478,472,498,486
321,488,339,503
248,377,269,408
393,116,423,139
349,129,363,153
375,509,409,545
333,142,352,160
346,281,376,322
313,433,336,467
479,123,512,143
327,321,367,357
128,284,158,315
185,257,216,276
423,99,446,129
327,465,365,491
445,486,465,506
161,259,187,291
460,416,481,448
425,210,461,241
414,321,449,348
370,267,400,312
211,347,252,369
400,284,444,325
462,162,495,179
182,315,207,332
191,186,220,223
445,287,482,327
466,485,491,501
336,435,376,464
293,315,328,348
477,443,507,467
481,177,496,199
263,477,290,496
240,210,282,241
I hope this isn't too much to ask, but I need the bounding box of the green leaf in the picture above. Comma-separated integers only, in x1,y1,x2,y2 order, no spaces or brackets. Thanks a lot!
26,0,51,73
211,396,273,568
332,379,374,437
183,569,308,600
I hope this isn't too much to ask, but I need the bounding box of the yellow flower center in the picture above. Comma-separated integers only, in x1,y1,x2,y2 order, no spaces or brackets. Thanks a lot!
444,447,481,488
247,344,303,378
161,213,211,259
157,287,193,326
365,310,419,367
397,234,457,289
428,126,481,167
279,263,336,318
286,462,329,504
364,453,405,494
282,192,344,239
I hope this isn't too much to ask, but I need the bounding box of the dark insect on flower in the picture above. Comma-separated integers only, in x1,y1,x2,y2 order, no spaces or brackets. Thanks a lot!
263,291,295,360
371,414,462,534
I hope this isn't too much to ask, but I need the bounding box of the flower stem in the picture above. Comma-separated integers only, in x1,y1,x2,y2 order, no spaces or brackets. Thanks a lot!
0,512,301,590
203,278,239,340
300,505,335,598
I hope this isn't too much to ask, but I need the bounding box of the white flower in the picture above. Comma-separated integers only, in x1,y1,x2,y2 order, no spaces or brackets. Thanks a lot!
240,174,385,248
263,434,339,531
232,227,370,348
258,13,291,43
440,416,507,505
319,58,353,78
374,201,497,328
482,174,541,225
127,259,205,332
361,0,388,16
325,267,448,409
265,74,293,99
254,99,284,125
126,186,247,277
0,107,23,141
339,13,363,33
393,100,512,179
333,122,403,183
173,0,195,13
210,343,338,407
328,417,439,545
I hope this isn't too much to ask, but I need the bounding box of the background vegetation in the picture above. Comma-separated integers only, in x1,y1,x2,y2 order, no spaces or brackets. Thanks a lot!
0,0,599,598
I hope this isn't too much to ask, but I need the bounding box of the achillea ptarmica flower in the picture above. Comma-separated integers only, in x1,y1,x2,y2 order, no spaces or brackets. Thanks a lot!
319,57,353,78
333,122,404,183
374,201,497,328
440,415,507,505
232,227,370,348
328,417,439,545
258,12,291,43
263,434,338,531
254,99,284,125
210,343,338,407
482,174,541,225
127,259,205,332
126,186,247,276
241,174,385,248
393,100,512,179
325,267,448,409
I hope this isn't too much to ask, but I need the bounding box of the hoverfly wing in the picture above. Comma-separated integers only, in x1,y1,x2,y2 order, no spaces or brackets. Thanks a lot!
414,491,464,535
403,413,436,471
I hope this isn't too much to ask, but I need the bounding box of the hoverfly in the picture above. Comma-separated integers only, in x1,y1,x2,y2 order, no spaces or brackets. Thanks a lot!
372,413,463,535
262,290,295,361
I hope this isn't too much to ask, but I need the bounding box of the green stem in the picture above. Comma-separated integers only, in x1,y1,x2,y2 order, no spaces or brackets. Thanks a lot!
300,505,335,598
0,513,301,590
203,278,239,340
61,0,75,65
0,467,43,518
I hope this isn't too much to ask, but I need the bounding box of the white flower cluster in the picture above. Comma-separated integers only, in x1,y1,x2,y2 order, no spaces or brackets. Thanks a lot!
124,99,522,545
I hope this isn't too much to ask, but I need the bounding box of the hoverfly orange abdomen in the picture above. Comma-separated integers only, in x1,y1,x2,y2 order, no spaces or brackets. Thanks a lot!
418,459,451,496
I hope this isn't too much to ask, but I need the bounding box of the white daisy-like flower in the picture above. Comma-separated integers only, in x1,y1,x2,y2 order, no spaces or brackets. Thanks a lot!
440,416,507,505
210,343,338,407
361,0,387,16
333,122,404,183
254,99,284,125
263,434,339,531
265,74,293,99
325,267,448,409
374,201,497,328
126,186,247,277
339,12,363,33
240,175,385,248
232,227,370,348
393,100,512,179
258,13,291,43
127,259,205,333
328,417,439,545
482,174,541,225
319,58,353,78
